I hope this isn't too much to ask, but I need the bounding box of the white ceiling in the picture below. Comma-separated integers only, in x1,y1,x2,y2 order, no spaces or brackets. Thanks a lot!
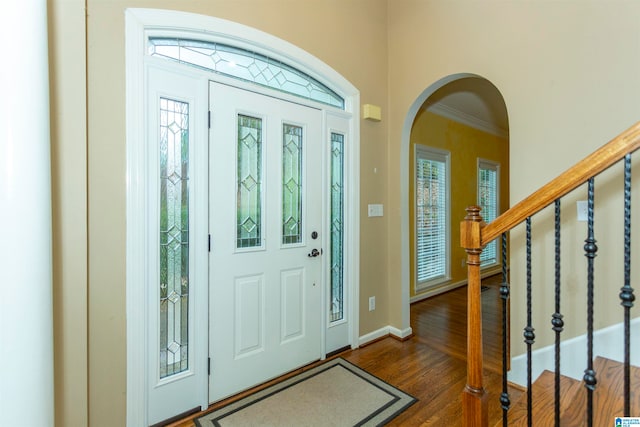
424,77,509,137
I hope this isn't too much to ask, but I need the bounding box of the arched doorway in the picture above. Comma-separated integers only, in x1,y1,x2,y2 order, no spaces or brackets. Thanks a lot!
400,73,509,348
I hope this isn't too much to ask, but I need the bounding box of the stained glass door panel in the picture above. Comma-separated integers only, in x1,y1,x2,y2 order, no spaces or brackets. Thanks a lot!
282,124,303,245
159,97,190,379
330,132,344,322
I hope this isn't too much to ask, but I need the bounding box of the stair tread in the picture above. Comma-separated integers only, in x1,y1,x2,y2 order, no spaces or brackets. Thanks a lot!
562,357,640,426
593,356,640,426
505,370,581,426
504,357,640,427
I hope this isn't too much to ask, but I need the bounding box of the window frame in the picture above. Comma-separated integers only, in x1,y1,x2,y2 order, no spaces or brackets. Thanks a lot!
477,158,500,268
414,144,451,291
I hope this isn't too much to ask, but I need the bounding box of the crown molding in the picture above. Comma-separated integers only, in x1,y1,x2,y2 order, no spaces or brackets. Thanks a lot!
426,102,508,138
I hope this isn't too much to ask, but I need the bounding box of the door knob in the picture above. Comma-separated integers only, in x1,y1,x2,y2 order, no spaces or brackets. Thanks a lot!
308,248,321,258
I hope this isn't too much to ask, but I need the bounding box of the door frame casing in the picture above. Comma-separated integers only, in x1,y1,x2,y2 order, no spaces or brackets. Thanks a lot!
125,9,360,426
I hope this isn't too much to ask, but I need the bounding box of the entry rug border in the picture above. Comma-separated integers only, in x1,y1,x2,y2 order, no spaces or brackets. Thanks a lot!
195,357,417,427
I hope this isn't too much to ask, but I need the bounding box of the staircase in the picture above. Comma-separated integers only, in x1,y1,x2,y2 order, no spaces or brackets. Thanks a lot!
460,121,640,426
504,357,640,426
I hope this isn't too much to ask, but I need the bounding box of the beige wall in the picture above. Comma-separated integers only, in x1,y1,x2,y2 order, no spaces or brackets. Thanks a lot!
48,0,87,426
50,0,640,425
388,0,640,355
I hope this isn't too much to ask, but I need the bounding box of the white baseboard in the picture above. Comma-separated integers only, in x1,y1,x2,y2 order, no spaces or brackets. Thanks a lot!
410,280,466,303
509,317,640,387
359,325,413,346
389,326,413,339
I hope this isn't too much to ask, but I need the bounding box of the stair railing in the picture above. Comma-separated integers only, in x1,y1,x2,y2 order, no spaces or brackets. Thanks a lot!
460,121,640,426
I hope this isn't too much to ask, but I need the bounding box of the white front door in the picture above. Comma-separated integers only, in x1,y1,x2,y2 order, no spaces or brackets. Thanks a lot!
208,82,324,401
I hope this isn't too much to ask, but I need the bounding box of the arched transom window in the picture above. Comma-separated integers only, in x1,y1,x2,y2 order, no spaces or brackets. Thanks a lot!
148,38,345,109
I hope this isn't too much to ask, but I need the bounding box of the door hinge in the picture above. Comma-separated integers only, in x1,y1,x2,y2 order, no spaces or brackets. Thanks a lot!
208,111,211,129
208,234,211,252
208,357,211,375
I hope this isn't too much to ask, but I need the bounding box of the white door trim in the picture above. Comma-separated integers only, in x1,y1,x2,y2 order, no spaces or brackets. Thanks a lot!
125,9,360,426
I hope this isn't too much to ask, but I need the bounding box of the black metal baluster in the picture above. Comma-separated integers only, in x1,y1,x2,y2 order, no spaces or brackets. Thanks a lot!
552,199,564,427
524,217,535,427
620,153,635,417
500,232,511,426
583,178,598,427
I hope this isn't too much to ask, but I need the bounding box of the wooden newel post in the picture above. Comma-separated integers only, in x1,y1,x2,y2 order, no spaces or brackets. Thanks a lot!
460,206,488,427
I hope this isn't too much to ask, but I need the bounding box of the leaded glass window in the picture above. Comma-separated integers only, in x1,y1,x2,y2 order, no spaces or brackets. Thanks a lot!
282,124,303,244
148,38,344,109
478,159,500,267
330,133,345,322
159,97,190,378
237,114,263,249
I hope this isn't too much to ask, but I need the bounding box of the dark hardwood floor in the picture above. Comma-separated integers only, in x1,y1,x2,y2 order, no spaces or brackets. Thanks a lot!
171,275,523,426
343,274,522,426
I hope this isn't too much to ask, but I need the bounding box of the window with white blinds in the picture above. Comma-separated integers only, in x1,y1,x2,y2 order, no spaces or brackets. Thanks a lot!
415,145,450,288
478,159,500,267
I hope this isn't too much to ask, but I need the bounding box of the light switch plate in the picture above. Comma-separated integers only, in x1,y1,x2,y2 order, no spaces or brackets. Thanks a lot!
368,204,383,217
577,200,588,221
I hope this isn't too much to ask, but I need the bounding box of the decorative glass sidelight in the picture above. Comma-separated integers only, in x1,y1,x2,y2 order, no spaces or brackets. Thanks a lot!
159,97,190,378
282,124,303,244
330,133,345,322
148,38,344,109
237,114,263,249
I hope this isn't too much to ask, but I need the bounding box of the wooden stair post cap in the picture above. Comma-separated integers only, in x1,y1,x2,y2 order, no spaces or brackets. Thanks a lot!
461,206,485,250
